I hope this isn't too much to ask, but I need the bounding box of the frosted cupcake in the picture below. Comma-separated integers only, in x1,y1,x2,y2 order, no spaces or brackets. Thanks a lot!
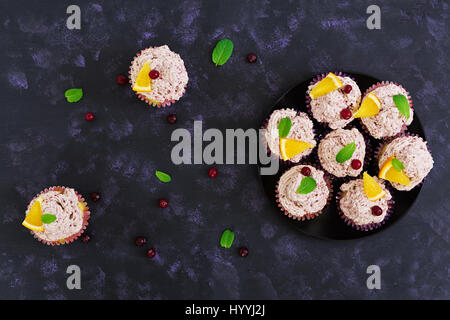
357,82,413,139
378,136,433,191
22,187,90,245
264,108,316,163
129,45,188,107
318,128,366,178
276,165,331,220
307,72,361,129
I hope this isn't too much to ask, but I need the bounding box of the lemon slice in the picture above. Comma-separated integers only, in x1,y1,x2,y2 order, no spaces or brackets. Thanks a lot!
353,92,381,118
378,156,411,186
132,61,152,92
363,172,386,201
309,72,343,99
280,138,313,161
22,198,44,232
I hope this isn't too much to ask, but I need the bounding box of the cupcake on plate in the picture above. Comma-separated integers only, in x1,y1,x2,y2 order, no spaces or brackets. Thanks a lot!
356,82,413,139
338,173,393,231
378,136,433,191
276,164,332,220
318,128,366,178
307,72,361,129
129,45,188,107
22,187,90,245
263,108,316,163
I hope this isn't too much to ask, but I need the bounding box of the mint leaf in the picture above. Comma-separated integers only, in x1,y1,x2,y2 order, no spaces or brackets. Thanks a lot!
41,214,56,224
336,142,356,163
212,39,234,66
65,88,83,103
392,158,404,172
393,94,410,119
278,117,292,138
155,170,171,183
220,229,235,248
296,177,317,194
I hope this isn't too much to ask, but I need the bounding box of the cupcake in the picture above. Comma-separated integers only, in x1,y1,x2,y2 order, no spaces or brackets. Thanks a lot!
338,173,393,231
276,165,331,220
22,187,90,245
129,45,188,107
318,128,366,178
307,72,361,129
378,136,433,191
358,82,413,139
264,108,316,163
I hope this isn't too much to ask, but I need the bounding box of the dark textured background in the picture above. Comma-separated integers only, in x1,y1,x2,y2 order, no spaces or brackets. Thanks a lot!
0,0,448,300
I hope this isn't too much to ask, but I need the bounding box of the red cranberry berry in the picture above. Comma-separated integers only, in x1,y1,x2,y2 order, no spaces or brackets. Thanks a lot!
90,192,101,202
135,236,147,247
80,233,91,243
158,198,168,208
167,114,177,124
371,206,383,216
351,159,362,170
147,248,156,258
343,85,352,94
85,112,95,122
149,70,159,79
340,108,352,120
239,247,249,257
116,74,128,85
247,53,257,63
208,168,218,178
300,167,311,176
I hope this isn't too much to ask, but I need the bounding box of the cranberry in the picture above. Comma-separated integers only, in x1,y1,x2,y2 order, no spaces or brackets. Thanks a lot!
340,108,352,120
116,74,128,85
371,206,383,216
80,233,91,243
239,247,249,257
351,159,362,170
343,85,352,94
158,198,168,208
167,114,177,124
300,167,311,176
147,248,156,258
149,70,159,79
135,236,147,247
208,168,218,178
247,53,257,63
85,112,95,122
90,192,101,202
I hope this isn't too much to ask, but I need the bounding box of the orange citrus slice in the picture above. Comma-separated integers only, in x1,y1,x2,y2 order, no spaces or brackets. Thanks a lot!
280,138,313,161
378,156,411,186
353,92,381,118
132,61,152,92
309,72,343,99
363,172,386,201
22,197,44,232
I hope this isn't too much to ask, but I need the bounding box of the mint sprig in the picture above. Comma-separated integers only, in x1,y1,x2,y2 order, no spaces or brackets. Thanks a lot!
155,170,171,183
278,117,292,138
393,94,410,119
336,142,356,163
220,229,234,248
296,177,317,194
65,88,83,103
392,158,404,172
212,39,234,66
41,214,56,224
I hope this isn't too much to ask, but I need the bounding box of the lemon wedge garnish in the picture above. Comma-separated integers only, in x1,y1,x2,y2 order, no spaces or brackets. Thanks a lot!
309,72,343,99
132,61,152,92
353,92,381,118
22,198,44,232
280,138,313,161
363,172,387,201
378,156,411,186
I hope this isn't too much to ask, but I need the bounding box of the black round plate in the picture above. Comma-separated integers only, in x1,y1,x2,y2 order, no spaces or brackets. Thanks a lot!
259,73,425,240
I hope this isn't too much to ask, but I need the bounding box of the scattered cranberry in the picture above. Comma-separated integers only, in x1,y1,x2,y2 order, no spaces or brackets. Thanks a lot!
116,74,128,85
351,159,362,170
340,108,352,120
167,114,177,124
343,85,352,94
300,167,311,176
85,112,95,122
80,233,91,243
371,206,383,216
90,192,101,202
147,248,156,258
208,168,218,178
158,198,168,208
149,70,160,79
135,236,147,247
247,53,257,63
239,247,249,257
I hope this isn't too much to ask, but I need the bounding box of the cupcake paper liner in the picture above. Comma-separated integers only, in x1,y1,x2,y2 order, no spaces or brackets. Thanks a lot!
27,186,90,246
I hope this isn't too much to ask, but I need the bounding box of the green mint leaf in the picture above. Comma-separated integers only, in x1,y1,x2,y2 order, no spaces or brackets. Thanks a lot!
391,158,404,172
393,94,410,119
155,170,171,183
212,39,234,66
220,229,235,248
41,214,56,224
336,142,356,163
296,177,317,194
278,117,292,138
65,88,83,103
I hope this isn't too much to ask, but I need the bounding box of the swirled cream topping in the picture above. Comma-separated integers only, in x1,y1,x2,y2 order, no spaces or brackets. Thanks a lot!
277,165,330,218
378,136,433,191
307,76,361,129
339,178,392,226
130,45,188,103
264,109,316,163
318,128,366,177
361,83,413,139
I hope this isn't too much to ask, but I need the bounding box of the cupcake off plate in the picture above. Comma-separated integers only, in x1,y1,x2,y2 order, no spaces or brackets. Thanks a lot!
259,73,425,240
